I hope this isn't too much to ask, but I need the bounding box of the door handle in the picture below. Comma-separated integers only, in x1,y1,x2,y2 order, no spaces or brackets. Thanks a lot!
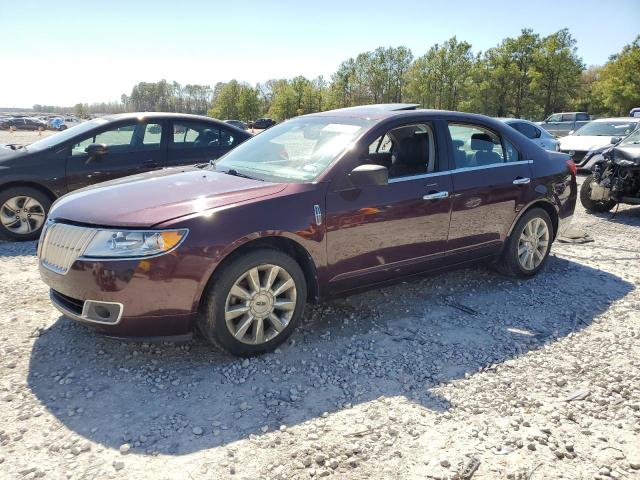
423,191,449,200
513,177,530,185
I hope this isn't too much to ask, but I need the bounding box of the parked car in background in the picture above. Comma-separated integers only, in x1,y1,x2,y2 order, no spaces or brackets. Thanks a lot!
497,118,560,151
580,127,640,212
0,117,47,131
252,118,276,129
49,116,83,131
36,104,576,356
224,119,248,130
558,117,640,169
0,112,251,240
537,112,591,137
630,107,640,118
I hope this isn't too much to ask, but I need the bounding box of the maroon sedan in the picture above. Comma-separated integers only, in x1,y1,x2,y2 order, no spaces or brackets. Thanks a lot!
38,104,577,356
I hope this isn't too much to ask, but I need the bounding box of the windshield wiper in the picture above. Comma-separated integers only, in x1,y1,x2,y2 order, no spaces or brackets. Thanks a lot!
223,169,263,181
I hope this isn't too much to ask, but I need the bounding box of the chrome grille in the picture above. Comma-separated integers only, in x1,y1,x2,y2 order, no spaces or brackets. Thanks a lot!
39,223,96,274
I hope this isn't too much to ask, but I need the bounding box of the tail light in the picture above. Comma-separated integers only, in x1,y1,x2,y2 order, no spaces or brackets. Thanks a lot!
566,159,577,176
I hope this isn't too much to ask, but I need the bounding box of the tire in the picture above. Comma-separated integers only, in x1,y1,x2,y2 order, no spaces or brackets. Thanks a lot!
0,187,51,241
496,208,553,278
580,174,617,213
197,249,307,357
58,125,67,131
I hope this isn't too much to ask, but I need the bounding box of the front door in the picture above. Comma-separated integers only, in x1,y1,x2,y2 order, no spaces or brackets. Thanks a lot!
446,122,532,261
325,121,452,293
65,120,166,192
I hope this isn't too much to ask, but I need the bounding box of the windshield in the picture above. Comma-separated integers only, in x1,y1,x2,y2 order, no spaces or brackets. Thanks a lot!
621,129,640,145
214,116,372,182
25,118,108,150
574,121,638,137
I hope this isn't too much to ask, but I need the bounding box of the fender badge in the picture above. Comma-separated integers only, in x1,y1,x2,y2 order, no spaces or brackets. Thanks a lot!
314,205,322,226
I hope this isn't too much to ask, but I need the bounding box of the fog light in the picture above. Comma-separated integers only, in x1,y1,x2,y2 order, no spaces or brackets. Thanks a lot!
82,300,123,324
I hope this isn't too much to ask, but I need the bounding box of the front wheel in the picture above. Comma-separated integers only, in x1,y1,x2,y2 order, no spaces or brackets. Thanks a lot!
0,187,51,241
496,208,553,278
580,174,617,212
197,249,307,356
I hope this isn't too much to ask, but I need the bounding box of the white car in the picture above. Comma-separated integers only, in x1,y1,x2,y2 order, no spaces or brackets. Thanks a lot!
497,118,560,152
558,117,640,169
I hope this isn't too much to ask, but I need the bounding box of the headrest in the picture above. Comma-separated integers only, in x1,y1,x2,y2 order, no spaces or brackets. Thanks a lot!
452,139,464,149
470,133,495,151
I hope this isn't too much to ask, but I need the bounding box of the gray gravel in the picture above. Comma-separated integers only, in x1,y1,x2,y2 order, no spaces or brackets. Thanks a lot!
1,177,639,479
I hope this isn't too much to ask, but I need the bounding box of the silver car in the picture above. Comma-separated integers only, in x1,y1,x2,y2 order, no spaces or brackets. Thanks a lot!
497,118,560,152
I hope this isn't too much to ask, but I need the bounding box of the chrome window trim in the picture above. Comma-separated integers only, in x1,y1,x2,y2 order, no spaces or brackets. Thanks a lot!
388,170,451,183
453,159,533,173
387,160,533,183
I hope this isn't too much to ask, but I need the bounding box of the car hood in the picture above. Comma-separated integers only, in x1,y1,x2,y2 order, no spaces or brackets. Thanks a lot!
558,135,614,152
49,167,287,228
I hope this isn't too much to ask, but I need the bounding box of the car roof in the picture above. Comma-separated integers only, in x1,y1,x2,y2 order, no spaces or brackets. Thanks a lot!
306,104,501,124
591,117,640,122
99,112,222,123
496,117,537,124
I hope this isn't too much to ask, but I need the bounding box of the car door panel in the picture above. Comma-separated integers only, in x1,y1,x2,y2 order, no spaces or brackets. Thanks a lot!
325,173,452,293
447,162,532,260
65,121,167,192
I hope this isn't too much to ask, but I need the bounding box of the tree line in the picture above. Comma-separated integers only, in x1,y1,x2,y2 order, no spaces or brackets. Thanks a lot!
34,30,640,122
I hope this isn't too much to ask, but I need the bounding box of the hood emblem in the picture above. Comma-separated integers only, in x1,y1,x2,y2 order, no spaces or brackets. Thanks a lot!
314,205,322,226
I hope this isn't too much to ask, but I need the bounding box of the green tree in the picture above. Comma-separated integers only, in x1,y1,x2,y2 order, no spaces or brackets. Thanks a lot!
406,37,473,111
532,29,583,118
592,36,640,116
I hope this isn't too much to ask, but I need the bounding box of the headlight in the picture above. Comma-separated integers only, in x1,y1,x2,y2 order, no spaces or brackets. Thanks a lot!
81,229,188,258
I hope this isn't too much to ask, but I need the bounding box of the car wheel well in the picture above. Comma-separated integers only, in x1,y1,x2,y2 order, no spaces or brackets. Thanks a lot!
208,236,320,305
517,201,559,240
0,182,57,203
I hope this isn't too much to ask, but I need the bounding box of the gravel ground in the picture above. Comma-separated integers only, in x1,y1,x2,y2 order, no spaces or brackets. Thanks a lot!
0,177,639,480
0,129,57,145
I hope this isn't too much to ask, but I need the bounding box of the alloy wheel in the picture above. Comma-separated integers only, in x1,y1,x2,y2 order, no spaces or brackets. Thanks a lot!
0,196,46,235
517,217,549,270
224,264,297,345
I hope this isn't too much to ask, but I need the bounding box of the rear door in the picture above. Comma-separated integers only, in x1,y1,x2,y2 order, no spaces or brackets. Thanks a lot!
446,121,532,261
167,120,239,167
65,120,167,191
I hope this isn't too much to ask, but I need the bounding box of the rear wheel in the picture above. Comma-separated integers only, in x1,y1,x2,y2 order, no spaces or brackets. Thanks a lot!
0,187,51,241
197,249,307,356
580,174,617,212
59,125,67,131
496,208,553,278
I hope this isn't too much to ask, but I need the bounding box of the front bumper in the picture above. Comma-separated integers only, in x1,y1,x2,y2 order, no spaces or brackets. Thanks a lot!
39,251,207,337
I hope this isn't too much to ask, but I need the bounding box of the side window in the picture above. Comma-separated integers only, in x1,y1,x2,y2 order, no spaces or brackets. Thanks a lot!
576,113,589,121
504,139,520,162
71,123,161,156
220,129,235,147
368,134,393,154
561,114,574,122
449,123,520,167
547,114,561,122
171,122,220,149
366,123,435,179
513,122,538,139
533,126,542,139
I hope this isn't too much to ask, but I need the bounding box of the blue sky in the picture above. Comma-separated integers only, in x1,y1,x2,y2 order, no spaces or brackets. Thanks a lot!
0,0,638,107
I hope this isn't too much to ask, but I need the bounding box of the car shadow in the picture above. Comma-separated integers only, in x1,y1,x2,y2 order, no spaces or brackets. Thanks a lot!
0,239,37,257
26,255,633,456
585,204,640,227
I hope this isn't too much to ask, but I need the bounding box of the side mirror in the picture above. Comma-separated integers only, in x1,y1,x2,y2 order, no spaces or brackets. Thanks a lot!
610,136,621,144
85,143,108,158
350,164,388,187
